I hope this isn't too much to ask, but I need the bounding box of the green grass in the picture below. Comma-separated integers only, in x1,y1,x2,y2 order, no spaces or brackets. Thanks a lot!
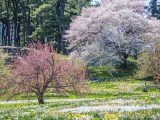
87,57,139,81
0,79,160,119
1,57,152,101
1,80,159,101
1,57,160,119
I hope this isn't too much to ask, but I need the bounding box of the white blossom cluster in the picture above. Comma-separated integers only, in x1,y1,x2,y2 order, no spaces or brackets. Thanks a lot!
65,0,160,66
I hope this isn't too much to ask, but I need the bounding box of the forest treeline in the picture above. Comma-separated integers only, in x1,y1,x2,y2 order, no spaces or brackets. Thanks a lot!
0,0,160,54
0,0,92,53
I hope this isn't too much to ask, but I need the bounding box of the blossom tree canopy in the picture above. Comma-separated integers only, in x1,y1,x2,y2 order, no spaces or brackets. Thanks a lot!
65,0,160,68
1,44,87,104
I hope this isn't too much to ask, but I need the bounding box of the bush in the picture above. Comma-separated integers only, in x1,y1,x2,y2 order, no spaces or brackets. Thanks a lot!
0,49,10,95
138,42,160,83
0,49,10,81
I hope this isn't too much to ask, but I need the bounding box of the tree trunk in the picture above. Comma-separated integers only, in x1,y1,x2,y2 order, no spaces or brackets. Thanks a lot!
5,0,11,46
26,0,31,45
2,22,5,46
121,54,128,69
37,93,44,104
13,10,18,46
17,21,20,46
56,0,66,54
122,58,127,69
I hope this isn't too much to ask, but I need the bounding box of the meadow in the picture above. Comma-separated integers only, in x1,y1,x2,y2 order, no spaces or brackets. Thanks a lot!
0,80,160,120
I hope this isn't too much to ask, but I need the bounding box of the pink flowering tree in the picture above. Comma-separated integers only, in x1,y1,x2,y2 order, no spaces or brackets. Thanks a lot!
58,58,87,94
2,44,87,104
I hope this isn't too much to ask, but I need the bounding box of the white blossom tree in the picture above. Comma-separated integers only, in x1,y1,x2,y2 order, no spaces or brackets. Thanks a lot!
65,0,160,68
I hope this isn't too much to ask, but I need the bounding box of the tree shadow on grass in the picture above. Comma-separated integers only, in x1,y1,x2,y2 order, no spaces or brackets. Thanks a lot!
88,58,139,82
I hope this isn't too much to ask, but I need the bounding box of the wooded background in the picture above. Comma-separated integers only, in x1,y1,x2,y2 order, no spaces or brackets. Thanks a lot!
0,0,159,54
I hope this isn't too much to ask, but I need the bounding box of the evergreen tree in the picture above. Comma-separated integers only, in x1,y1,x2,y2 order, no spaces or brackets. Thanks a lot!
0,0,91,53
146,0,160,19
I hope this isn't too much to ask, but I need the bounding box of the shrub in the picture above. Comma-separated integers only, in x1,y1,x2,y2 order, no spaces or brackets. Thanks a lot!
0,49,10,76
139,42,160,83
0,49,10,80
0,49,10,95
